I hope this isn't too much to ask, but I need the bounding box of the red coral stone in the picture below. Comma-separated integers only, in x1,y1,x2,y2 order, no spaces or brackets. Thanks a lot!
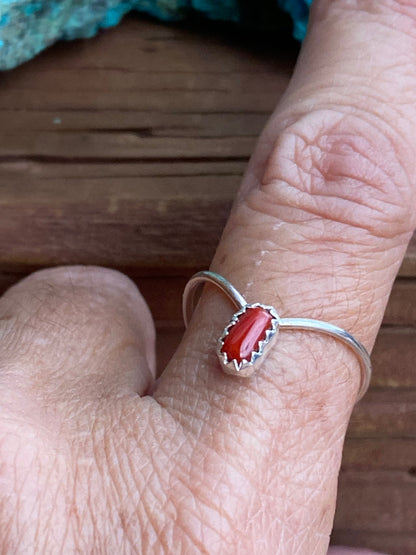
221,306,273,364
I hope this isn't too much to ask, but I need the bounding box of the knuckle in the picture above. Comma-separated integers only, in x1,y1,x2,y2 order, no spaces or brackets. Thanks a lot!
23,265,144,307
0,265,151,349
259,109,416,239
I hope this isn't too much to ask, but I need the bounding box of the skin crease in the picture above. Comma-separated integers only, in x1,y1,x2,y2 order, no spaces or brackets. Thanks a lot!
1,0,416,553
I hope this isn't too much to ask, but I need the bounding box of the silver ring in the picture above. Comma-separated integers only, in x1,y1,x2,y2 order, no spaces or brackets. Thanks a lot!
183,271,372,403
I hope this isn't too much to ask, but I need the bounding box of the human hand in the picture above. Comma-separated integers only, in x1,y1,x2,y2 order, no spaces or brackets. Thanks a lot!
1,1,415,553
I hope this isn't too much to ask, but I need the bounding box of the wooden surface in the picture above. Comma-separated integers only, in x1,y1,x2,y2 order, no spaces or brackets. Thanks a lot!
0,16,415,554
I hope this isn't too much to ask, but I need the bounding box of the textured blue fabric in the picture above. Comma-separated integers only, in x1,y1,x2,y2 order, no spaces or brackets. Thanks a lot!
0,0,311,70
278,0,312,40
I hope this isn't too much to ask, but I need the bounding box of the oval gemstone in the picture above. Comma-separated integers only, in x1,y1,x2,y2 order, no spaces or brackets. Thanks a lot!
221,306,273,364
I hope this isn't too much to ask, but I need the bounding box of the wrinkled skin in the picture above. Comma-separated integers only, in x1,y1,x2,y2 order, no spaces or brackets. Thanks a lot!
1,1,416,553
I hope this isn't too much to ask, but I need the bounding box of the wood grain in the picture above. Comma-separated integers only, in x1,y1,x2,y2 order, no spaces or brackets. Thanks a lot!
335,470,416,533
371,327,416,388
0,174,236,269
331,531,416,555
384,279,416,325
348,390,416,438
400,233,416,277
342,438,416,471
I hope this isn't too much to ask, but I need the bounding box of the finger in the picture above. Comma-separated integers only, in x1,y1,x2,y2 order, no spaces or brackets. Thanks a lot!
158,0,416,413
154,0,416,550
0,266,156,404
158,0,416,421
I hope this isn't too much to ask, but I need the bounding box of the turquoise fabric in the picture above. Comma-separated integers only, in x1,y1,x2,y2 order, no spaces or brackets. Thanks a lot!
0,0,311,70
279,0,312,40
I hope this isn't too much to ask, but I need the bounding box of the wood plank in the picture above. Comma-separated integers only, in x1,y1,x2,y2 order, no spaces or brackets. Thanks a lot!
0,133,255,160
12,17,296,72
371,327,416,388
342,438,416,472
0,110,266,161
0,175,237,270
384,279,416,325
0,111,268,137
0,160,246,178
1,69,286,96
0,90,278,113
0,20,294,114
0,74,286,113
400,232,416,277
330,531,416,555
348,390,416,438
334,470,416,533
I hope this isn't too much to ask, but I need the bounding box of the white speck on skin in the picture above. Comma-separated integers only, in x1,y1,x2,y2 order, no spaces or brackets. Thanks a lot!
245,250,269,297
255,249,269,267
53,117,62,125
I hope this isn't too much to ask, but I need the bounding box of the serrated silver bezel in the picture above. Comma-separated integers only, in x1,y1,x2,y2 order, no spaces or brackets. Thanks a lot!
217,303,280,377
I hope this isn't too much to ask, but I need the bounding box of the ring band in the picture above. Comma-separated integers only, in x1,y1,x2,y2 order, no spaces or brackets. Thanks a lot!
183,271,372,403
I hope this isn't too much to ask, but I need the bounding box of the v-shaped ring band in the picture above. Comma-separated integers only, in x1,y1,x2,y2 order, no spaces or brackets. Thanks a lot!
183,271,372,403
